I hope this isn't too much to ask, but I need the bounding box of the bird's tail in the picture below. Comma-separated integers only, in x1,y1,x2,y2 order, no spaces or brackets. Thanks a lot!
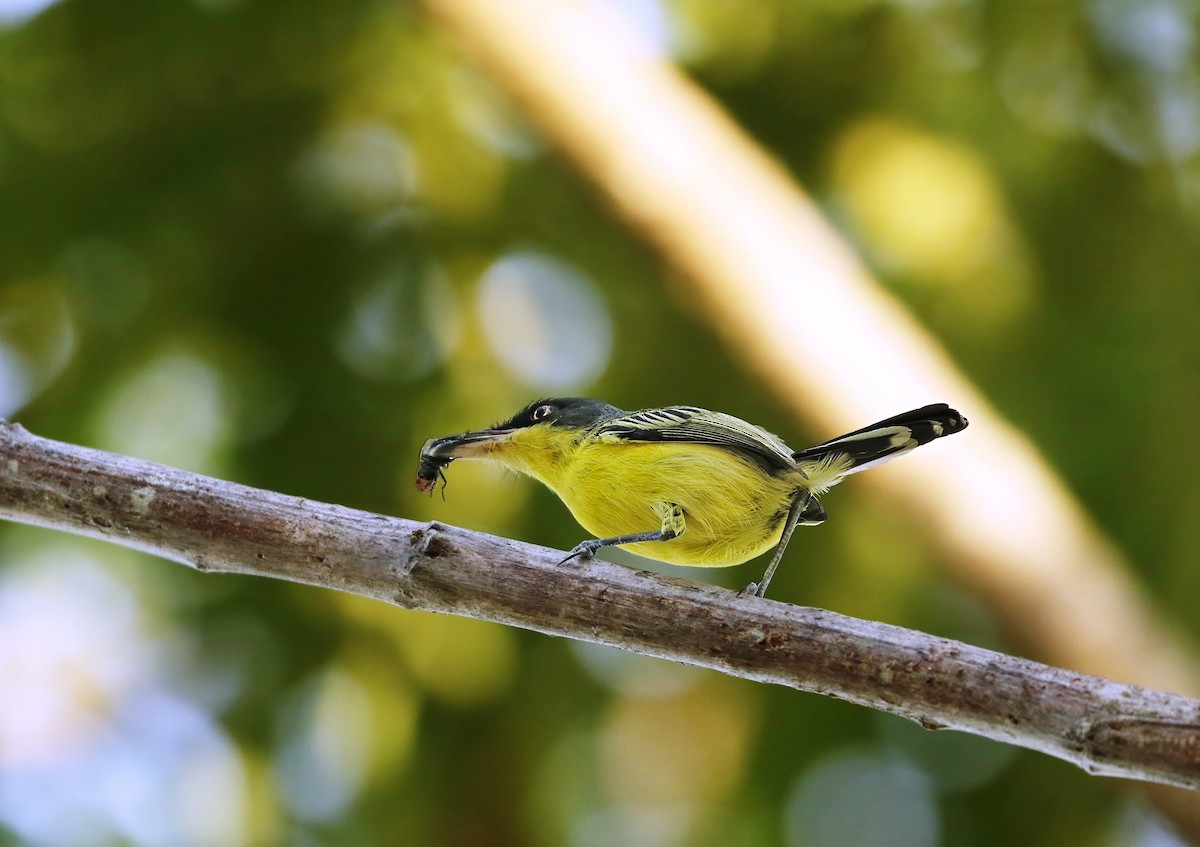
793,403,968,493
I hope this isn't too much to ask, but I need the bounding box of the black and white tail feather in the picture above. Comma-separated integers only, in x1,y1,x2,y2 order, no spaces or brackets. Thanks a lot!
792,403,968,495
743,403,967,597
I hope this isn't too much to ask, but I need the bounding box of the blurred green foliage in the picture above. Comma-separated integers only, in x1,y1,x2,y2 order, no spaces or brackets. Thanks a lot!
1,0,1199,844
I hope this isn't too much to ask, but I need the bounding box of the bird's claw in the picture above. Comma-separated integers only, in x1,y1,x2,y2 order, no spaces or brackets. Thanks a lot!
738,581,762,598
560,540,601,566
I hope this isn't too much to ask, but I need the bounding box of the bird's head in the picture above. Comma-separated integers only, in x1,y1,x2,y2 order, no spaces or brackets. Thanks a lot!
415,398,621,491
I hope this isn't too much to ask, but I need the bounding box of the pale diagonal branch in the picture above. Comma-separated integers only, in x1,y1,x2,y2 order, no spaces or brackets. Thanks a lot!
1,419,1197,790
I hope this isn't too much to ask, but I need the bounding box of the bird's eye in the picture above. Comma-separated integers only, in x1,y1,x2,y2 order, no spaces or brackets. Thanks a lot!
532,404,554,421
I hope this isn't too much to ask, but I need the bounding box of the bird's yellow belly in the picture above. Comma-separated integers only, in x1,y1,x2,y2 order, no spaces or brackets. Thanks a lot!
555,442,801,567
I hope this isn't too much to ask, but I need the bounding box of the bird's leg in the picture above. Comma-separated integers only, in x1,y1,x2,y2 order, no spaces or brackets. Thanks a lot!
561,503,685,564
741,491,826,598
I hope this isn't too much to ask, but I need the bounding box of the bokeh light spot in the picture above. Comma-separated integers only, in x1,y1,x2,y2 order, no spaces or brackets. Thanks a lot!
829,116,1035,333
275,668,374,822
786,746,938,847
570,642,704,699
335,262,460,383
0,280,76,415
91,349,234,474
0,0,62,28
476,251,613,390
380,609,517,709
0,546,251,846
293,121,418,221
595,677,758,845
874,713,1015,793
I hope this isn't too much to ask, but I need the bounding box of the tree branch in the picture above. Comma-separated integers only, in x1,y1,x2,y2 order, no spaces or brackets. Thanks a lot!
1,420,1197,790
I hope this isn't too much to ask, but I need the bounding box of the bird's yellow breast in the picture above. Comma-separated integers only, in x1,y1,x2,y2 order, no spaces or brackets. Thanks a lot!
552,440,801,567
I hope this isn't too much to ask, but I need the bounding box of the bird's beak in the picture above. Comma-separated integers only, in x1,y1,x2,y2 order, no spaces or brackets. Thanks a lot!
420,428,518,460
415,427,522,493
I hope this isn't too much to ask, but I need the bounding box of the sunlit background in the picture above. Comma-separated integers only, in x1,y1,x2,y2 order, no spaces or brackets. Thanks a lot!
2,0,1199,844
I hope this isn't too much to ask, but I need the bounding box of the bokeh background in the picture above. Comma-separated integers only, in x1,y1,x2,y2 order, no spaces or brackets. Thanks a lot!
2,0,1200,844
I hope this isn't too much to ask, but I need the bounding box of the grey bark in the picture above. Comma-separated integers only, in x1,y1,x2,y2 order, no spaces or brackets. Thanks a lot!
0,420,1196,789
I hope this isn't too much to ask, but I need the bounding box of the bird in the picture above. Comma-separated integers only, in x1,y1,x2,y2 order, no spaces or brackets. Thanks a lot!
416,398,967,597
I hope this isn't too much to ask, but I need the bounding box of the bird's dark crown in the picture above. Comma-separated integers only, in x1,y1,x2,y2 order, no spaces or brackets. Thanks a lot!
495,397,623,431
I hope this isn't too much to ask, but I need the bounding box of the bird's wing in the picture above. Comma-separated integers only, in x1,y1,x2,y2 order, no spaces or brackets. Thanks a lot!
591,406,796,472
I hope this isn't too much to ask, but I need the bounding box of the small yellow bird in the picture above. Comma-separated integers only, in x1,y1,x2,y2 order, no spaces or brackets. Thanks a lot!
416,399,967,597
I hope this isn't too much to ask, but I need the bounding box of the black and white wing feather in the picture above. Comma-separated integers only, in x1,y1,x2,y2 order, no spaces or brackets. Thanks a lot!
591,406,795,472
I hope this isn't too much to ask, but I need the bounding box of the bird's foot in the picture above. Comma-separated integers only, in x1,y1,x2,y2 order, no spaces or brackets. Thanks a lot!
560,540,602,565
